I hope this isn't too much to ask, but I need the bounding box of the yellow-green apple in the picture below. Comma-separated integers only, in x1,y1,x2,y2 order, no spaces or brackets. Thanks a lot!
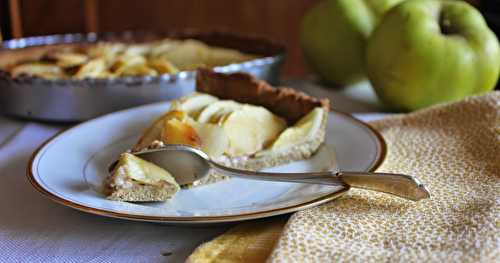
366,0,500,111
300,0,404,86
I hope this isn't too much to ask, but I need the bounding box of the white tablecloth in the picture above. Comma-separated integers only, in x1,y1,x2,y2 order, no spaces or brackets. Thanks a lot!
0,80,385,263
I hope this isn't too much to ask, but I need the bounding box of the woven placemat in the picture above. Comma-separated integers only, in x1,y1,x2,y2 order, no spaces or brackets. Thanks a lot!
188,91,500,263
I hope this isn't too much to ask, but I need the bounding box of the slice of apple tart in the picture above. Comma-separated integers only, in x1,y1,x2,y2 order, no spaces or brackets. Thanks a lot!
106,69,330,201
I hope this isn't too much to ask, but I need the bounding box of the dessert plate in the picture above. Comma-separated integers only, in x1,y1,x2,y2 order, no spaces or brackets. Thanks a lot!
27,102,386,224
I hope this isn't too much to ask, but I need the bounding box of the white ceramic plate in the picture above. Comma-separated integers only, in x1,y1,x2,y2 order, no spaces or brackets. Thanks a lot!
27,102,386,224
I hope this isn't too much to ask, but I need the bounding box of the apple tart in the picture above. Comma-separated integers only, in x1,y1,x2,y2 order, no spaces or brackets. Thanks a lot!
106,69,330,201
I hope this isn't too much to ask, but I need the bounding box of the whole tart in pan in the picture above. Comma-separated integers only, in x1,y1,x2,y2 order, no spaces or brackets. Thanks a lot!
0,31,285,121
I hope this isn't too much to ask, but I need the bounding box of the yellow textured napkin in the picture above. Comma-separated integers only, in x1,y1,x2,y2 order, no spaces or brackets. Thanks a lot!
186,218,286,263
187,91,500,263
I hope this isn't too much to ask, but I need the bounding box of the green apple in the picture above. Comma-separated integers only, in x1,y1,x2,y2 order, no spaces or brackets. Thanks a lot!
300,0,404,86
366,0,500,111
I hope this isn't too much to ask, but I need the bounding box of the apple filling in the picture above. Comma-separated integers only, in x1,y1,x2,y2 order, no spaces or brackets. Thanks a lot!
136,92,325,157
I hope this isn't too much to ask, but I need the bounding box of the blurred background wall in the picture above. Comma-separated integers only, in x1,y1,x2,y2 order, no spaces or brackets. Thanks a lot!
0,0,495,78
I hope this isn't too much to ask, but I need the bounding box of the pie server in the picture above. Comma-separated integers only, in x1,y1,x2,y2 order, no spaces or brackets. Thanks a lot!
127,144,430,201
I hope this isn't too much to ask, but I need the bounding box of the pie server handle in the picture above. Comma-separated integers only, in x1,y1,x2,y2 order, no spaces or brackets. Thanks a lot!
335,172,430,201
210,162,430,201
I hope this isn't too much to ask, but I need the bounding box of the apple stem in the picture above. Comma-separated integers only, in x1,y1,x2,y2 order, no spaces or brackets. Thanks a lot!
439,14,453,35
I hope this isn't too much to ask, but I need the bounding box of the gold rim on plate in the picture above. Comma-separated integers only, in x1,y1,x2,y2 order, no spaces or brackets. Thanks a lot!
25,110,386,224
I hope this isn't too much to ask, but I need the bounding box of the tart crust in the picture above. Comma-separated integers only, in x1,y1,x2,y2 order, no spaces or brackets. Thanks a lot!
196,68,330,124
106,181,179,202
0,44,87,69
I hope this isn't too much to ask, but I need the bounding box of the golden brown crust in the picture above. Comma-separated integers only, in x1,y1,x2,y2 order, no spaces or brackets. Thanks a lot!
106,182,179,202
196,68,330,124
0,43,87,69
